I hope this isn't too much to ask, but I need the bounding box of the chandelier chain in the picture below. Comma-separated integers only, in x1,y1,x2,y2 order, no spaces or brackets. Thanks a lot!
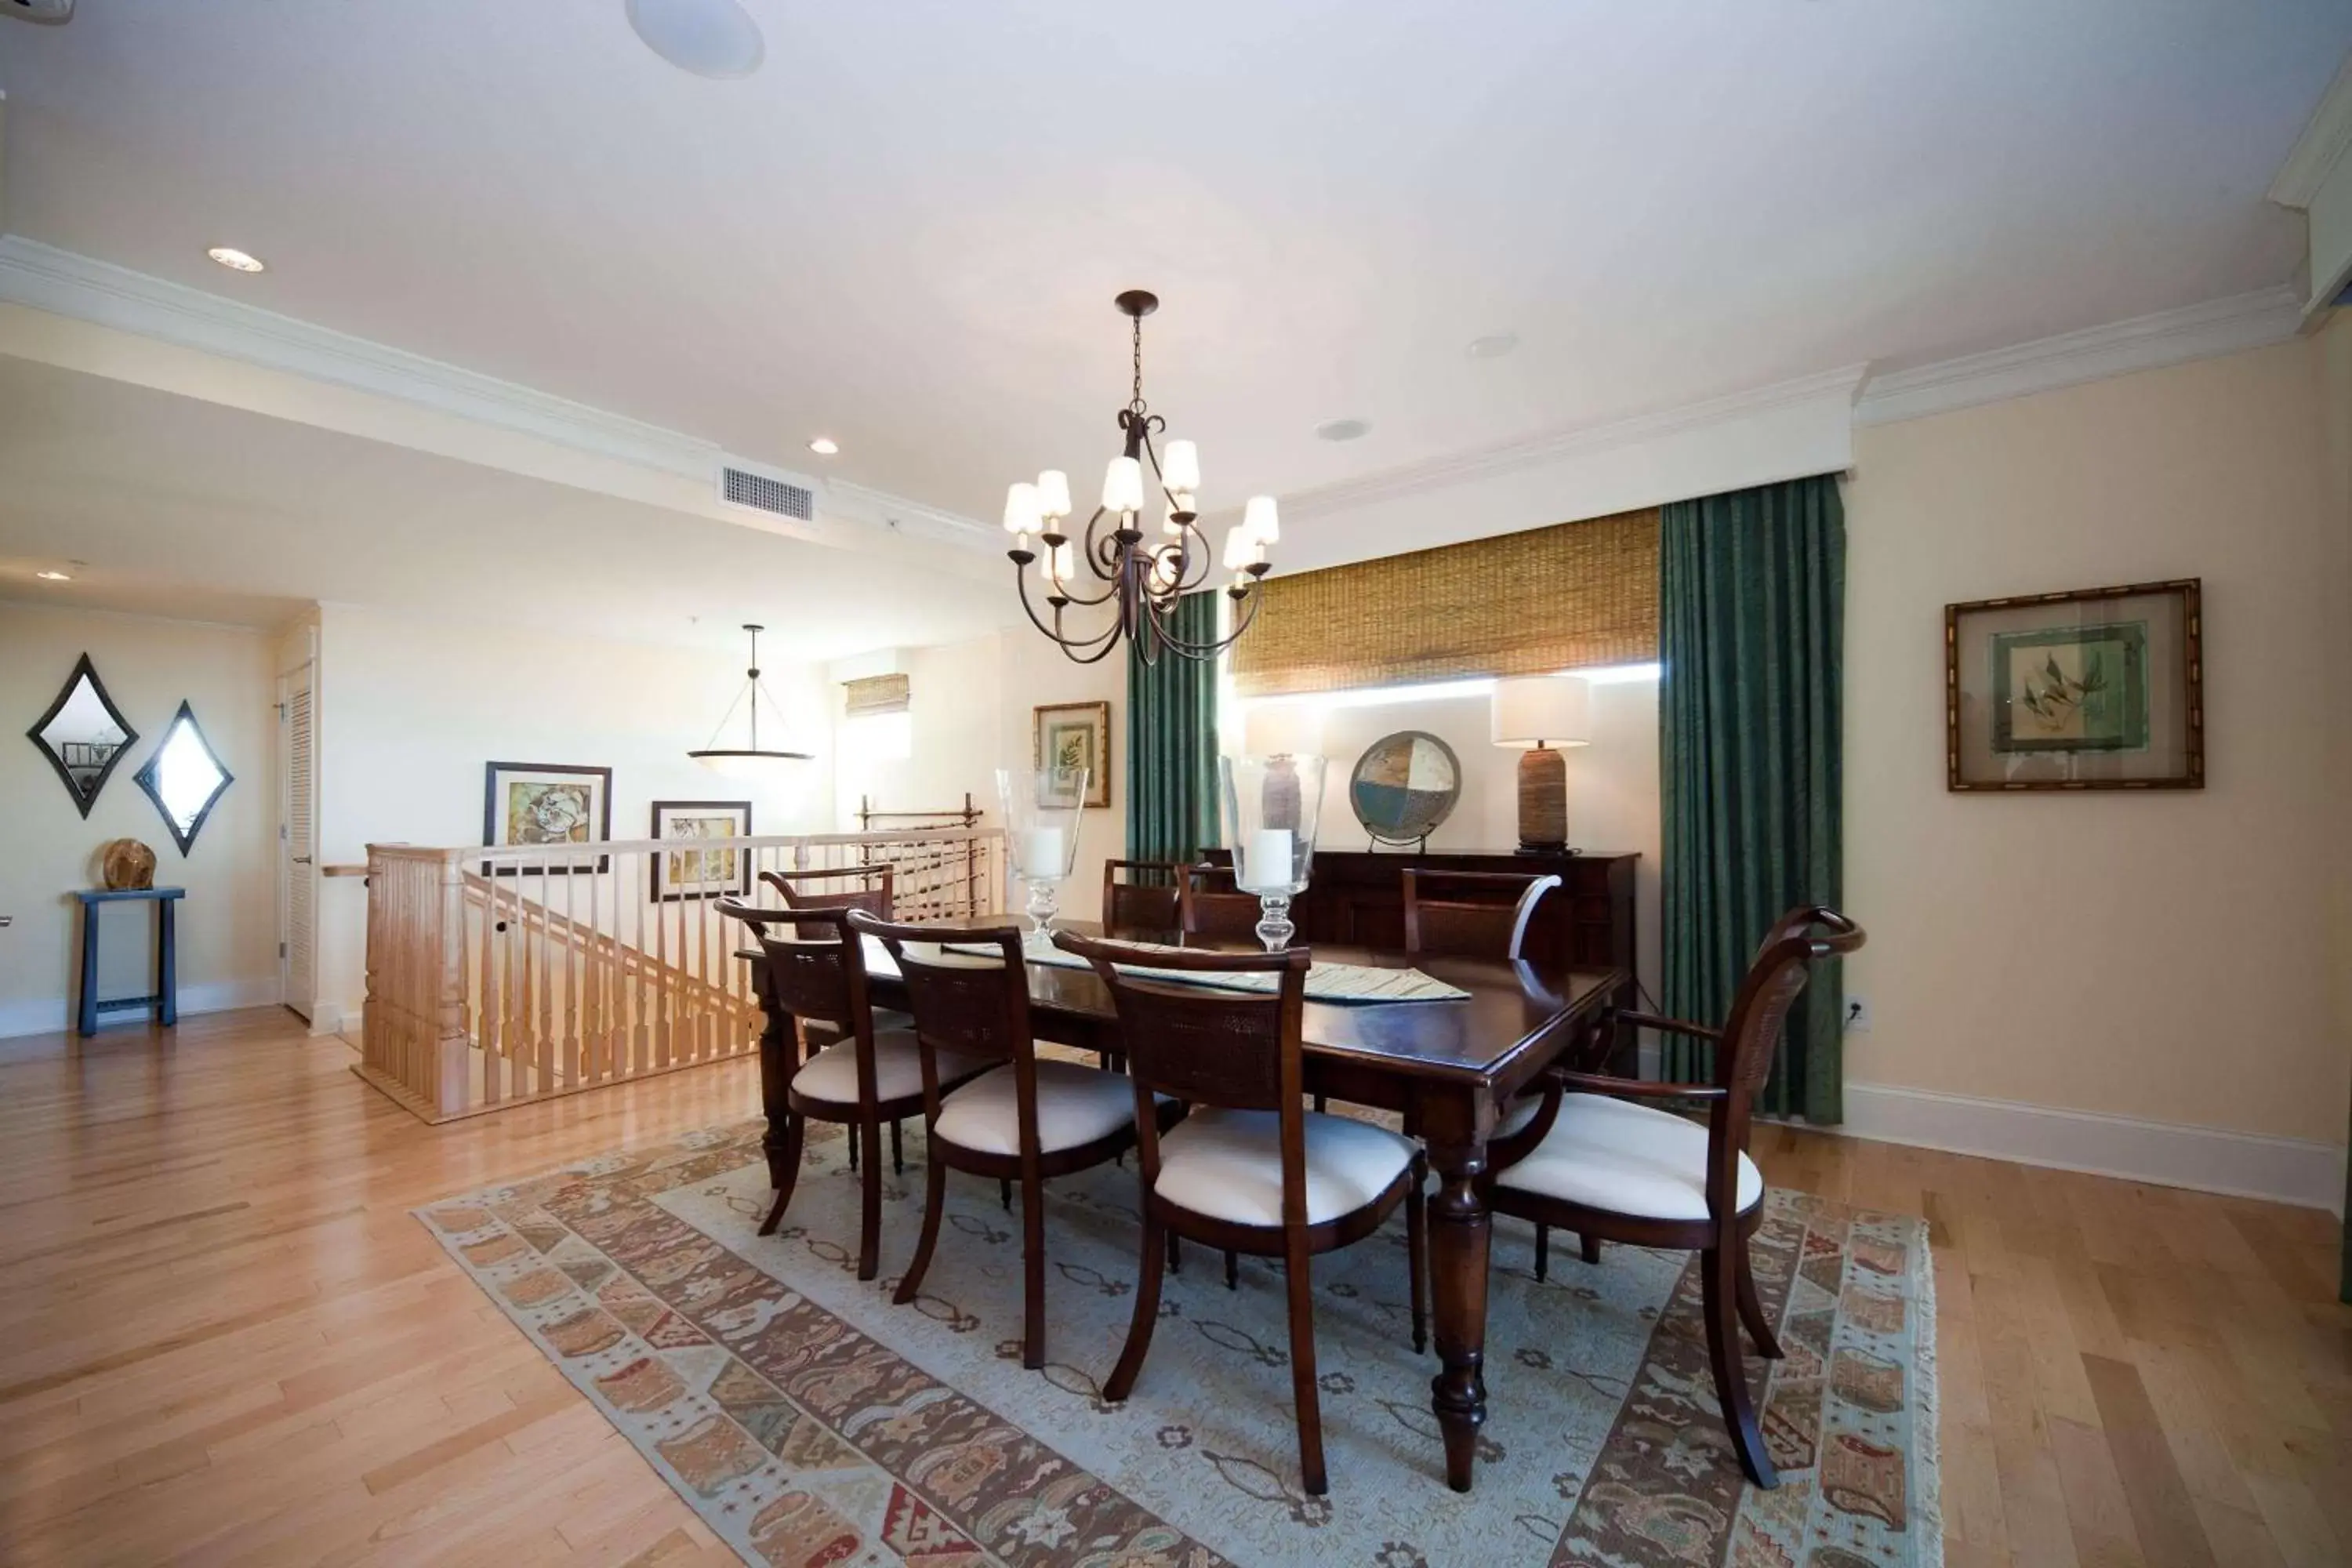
1129,313,1146,416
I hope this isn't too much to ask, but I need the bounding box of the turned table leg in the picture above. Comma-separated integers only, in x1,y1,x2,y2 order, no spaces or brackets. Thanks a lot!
1425,1138,1492,1492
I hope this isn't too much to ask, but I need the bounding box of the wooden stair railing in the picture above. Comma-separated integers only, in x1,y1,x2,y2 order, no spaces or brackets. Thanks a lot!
356,829,1006,1123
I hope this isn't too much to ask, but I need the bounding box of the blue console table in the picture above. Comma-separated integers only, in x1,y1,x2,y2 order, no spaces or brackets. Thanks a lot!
72,887,183,1036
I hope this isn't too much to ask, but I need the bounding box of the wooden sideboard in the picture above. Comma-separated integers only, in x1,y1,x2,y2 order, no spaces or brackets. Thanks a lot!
1202,847,1639,979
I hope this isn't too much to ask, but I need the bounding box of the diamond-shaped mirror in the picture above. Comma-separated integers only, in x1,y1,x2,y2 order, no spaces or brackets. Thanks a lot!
135,701,234,855
26,654,139,818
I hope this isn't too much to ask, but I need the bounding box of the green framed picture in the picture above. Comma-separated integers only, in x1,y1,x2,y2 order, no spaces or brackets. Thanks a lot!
1946,579,2201,792
1988,620,2149,753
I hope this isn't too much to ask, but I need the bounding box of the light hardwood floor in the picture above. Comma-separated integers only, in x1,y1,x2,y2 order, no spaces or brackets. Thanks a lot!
1,1007,2343,1566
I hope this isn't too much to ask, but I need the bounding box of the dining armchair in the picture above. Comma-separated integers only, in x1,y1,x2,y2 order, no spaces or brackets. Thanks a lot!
1483,905,1865,1487
1052,930,1428,1497
718,900,995,1280
760,862,895,922
1101,858,1186,937
1400,868,1561,960
762,865,913,1170
1178,861,1264,943
849,912,1173,1369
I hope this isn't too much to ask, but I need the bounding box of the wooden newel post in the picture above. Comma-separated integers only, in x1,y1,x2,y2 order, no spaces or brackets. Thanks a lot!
434,850,470,1118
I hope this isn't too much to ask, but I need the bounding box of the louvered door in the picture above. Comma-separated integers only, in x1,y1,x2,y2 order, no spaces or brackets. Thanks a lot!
279,662,318,1020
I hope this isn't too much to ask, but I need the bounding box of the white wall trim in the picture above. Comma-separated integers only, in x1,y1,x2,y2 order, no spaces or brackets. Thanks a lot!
0,235,719,480
2271,53,2352,208
0,978,285,1041
0,236,1000,558
1838,1080,2347,1215
1274,365,1868,528
1853,289,2304,426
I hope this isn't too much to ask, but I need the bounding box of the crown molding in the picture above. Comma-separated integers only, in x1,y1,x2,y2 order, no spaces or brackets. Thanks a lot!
0,234,999,550
0,235,720,479
2271,52,2352,208
822,477,998,554
1273,364,1868,525
1853,287,2303,427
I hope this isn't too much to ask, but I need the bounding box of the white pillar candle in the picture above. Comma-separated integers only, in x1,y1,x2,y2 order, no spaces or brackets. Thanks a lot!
1018,826,1066,878
1243,829,1294,892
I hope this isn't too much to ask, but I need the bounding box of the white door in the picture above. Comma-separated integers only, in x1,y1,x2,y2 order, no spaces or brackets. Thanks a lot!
278,661,318,1020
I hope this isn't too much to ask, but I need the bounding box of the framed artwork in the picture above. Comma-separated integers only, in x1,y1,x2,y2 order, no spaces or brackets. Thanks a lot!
650,799,753,902
1945,579,2202,792
481,760,612,873
1033,699,1111,808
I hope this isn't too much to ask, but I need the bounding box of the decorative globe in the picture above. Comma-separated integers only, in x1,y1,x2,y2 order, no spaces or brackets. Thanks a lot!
99,838,157,891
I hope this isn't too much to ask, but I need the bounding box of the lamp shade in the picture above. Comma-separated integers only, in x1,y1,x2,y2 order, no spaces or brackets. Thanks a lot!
1490,674,1592,748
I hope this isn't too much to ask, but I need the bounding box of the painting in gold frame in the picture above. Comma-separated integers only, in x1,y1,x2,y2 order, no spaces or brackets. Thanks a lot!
1033,700,1111,808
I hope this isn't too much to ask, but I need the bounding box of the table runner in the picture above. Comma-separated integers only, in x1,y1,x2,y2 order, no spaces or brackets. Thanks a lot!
949,937,1471,1003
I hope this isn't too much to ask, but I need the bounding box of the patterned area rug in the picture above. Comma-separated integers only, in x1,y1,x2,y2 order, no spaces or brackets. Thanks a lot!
420,1120,1937,1568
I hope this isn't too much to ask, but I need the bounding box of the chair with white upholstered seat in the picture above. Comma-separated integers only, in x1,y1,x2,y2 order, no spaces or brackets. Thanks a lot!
1484,905,1865,1488
1052,929,1428,1498
720,900,993,1283
761,864,916,1171
851,913,1174,1370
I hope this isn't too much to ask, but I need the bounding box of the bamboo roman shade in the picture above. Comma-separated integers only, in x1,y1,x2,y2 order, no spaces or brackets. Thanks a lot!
1228,506,1660,697
842,673,911,717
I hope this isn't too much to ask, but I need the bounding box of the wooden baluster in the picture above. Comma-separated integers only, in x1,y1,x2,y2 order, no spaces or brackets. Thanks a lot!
434,852,470,1117
477,870,499,1106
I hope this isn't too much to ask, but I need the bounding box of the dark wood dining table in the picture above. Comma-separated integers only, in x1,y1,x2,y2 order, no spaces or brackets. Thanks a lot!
739,920,1630,1493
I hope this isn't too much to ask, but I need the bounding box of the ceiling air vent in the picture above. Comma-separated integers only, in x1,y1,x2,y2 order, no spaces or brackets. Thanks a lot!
719,464,815,521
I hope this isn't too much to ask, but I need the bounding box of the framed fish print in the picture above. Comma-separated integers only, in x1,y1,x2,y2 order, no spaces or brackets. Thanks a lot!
1033,699,1111,808
481,760,613,872
650,799,753,902
1945,579,2202,791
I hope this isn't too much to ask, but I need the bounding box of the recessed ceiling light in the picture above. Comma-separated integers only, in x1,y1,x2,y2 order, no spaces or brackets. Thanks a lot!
807,437,840,456
1467,333,1519,359
626,0,765,79
34,570,71,582
207,246,266,274
1316,417,1371,443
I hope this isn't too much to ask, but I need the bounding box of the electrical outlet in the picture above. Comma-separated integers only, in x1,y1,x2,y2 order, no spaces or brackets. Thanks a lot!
1842,994,1871,1033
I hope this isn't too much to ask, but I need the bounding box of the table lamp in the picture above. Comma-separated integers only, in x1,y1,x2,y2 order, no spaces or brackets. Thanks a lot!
1490,675,1591,853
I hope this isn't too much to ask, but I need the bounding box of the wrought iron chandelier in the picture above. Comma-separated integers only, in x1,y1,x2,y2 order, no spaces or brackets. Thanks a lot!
1002,289,1279,665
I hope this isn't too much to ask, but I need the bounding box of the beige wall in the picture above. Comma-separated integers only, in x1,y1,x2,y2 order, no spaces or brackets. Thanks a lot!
311,604,834,1022
2324,312,2352,1172
1843,339,2352,1145
0,602,279,1035
835,628,1126,921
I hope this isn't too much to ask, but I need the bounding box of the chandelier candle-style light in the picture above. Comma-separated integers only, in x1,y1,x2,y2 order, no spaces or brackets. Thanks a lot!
1004,290,1280,665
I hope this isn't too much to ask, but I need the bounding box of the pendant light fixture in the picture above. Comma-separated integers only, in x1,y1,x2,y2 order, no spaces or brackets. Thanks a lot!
1001,289,1279,666
689,624,812,777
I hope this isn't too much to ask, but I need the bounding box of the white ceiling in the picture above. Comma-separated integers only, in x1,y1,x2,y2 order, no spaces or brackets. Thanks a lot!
0,356,1013,658
2,0,2343,535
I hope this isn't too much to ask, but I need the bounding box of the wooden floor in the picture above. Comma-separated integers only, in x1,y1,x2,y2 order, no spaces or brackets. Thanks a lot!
0,1008,2343,1566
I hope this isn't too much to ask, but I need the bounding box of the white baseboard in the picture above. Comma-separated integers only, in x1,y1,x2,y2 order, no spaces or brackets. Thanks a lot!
0,978,285,1040
1837,1080,2348,1215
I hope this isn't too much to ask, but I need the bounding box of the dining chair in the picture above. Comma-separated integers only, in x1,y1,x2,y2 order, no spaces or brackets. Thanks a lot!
1400,868,1561,960
849,912,1172,1369
1052,930,1428,1497
1483,905,1866,1487
763,865,913,1171
718,899,995,1280
760,862,895,921
1101,858,1186,937
1179,862,1265,944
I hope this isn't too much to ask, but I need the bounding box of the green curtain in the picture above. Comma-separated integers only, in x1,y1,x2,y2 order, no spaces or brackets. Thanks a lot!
1659,475,1846,1122
1125,591,1220,863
